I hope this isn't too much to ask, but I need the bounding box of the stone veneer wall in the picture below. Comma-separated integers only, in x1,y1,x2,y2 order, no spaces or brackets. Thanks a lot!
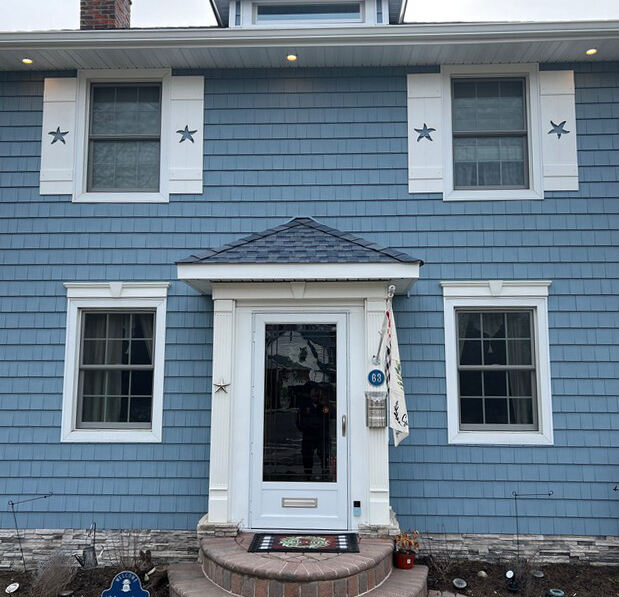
420,533,618,565
0,529,197,571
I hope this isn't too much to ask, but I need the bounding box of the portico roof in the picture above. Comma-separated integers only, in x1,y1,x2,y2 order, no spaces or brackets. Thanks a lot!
177,217,422,294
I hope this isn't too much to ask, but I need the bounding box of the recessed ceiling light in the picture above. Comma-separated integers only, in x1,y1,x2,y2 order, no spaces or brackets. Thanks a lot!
22,58,33,65
585,48,598,56
286,54,298,62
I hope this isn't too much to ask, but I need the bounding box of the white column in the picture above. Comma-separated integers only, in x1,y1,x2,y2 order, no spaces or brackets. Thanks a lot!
207,298,235,523
365,297,391,526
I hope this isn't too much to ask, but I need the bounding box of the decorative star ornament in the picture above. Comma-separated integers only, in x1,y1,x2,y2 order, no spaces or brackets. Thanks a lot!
48,126,69,144
414,123,436,142
213,381,230,394
548,120,569,138
176,125,197,143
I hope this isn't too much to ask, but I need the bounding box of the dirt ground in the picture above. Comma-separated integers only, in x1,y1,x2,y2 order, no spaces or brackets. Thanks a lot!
419,558,619,597
0,566,168,597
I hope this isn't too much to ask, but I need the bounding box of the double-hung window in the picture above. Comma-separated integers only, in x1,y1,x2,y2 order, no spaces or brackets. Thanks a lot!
442,280,554,445
452,78,528,190
88,83,162,192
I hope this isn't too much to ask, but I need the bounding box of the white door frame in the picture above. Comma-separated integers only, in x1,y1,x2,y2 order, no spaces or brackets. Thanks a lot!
249,311,350,530
205,282,400,532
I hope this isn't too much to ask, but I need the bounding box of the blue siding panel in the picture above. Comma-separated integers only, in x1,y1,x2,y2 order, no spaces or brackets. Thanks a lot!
0,63,617,534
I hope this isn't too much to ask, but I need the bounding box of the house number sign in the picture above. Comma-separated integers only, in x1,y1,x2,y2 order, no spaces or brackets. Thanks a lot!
368,369,385,386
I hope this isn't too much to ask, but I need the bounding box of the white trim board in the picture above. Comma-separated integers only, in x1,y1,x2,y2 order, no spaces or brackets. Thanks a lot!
60,281,169,443
441,280,554,446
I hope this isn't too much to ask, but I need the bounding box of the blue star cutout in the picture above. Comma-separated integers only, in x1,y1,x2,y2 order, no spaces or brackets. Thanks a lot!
48,126,69,144
414,123,436,142
176,125,197,143
548,120,570,139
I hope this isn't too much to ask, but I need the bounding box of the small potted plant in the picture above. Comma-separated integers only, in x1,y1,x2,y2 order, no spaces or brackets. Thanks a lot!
393,530,421,569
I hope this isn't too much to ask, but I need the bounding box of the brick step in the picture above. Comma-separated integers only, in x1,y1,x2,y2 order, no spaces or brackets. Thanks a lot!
199,534,394,597
169,563,429,597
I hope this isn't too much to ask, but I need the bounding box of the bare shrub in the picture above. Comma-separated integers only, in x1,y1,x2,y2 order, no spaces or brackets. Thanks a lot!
104,529,142,570
29,552,77,597
422,530,460,588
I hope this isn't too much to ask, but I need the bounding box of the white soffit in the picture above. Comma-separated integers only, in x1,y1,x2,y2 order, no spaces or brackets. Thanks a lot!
1,20,619,70
177,262,421,295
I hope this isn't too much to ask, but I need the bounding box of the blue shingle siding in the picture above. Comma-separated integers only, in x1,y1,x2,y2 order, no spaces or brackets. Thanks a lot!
0,63,617,534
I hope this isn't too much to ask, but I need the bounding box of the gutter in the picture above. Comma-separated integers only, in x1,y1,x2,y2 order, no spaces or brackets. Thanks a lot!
0,20,618,51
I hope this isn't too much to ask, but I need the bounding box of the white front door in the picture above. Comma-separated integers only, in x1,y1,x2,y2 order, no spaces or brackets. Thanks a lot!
249,312,349,530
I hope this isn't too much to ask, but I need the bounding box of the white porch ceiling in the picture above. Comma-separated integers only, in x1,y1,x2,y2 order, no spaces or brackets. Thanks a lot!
1,20,618,71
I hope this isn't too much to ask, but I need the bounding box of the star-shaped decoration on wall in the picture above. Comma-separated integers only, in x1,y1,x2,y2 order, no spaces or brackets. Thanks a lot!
414,123,436,142
48,126,69,144
176,125,197,143
548,120,570,139
213,381,230,394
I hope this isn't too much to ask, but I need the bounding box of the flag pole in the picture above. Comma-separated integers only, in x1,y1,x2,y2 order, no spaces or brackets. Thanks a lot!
371,284,396,365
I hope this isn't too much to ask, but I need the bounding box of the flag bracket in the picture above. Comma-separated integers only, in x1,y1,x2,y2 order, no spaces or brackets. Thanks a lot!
371,284,396,365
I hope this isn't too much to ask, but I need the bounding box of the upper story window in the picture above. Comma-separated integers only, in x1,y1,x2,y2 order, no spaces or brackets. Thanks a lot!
254,2,362,23
88,83,162,192
452,78,528,190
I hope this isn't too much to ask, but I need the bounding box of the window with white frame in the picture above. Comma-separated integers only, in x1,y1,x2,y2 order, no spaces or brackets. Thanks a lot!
442,280,554,445
253,1,362,23
407,65,579,199
61,282,169,443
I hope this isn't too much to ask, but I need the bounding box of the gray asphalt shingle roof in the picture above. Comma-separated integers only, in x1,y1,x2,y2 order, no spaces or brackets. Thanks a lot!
178,217,422,265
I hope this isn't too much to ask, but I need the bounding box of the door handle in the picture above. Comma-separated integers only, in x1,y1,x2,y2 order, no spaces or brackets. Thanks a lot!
342,415,347,437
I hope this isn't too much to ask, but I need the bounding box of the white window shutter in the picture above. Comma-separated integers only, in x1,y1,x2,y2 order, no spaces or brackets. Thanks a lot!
40,78,77,195
540,70,579,191
168,76,205,194
407,73,443,194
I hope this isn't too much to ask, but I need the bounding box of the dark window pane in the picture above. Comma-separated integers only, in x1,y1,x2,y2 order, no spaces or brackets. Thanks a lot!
129,395,152,423
459,340,481,365
108,314,131,338
83,313,107,338
257,3,360,21
82,396,105,422
82,370,106,396
461,398,483,424
83,339,106,364
458,312,481,338
130,340,153,365
508,340,532,365
485,398,508,424
106,396,128,422
107,370,130,396
508,370,533,397
459,371,482,396
509,398,534,424
106,339,130,365
507,312,531,338
132,313,154,339
483,340,506,365
131,370,153,396
484,370,507,396
483,312,505,338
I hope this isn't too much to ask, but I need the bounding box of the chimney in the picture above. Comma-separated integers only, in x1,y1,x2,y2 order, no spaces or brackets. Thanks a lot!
80,0,131,30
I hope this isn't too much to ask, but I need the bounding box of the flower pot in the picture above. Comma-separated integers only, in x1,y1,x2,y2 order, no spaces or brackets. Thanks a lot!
394,551,415,569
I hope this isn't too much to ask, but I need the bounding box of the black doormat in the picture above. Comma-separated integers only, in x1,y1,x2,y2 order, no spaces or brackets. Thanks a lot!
248,533,359,553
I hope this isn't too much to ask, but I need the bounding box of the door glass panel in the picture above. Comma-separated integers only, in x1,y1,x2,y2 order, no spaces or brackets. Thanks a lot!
263,324,337,483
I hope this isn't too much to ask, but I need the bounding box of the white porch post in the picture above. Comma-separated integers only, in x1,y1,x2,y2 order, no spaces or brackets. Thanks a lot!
365,297,391,526
207,298,235,523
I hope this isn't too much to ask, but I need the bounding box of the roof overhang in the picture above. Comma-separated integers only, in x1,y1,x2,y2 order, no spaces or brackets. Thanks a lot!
1,20,618,70
177,261,421,295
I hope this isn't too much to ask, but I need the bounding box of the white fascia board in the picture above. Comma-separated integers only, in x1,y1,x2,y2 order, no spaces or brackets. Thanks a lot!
441,280,551,298
178,262,420,294
64,281,170,299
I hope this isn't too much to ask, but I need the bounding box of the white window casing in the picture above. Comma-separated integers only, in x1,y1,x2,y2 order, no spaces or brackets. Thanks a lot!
40,69,204,202
441,280,554,445
407,64,578,200
61,282,169,443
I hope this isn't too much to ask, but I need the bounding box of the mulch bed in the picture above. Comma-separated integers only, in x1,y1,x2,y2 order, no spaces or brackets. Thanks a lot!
419,557,619,597
0,566,168,597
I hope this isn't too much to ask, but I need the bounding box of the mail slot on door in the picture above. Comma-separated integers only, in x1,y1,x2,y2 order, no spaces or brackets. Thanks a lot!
366,391,387,428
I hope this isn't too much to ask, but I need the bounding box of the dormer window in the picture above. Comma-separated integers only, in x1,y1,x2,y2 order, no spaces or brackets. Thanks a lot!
254,1,362,23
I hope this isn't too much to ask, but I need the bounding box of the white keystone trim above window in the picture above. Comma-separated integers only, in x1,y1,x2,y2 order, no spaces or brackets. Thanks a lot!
61,282,169,443
441,280,554,445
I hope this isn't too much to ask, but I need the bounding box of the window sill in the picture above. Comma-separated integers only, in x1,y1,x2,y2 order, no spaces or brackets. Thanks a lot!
61,428,162,443
449,429,553,445
73,191,169,203
444,188,543,202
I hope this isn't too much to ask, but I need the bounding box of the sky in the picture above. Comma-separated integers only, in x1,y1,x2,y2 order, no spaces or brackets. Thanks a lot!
2,0,619,31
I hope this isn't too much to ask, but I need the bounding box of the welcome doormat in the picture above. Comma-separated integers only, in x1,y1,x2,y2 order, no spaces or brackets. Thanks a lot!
248,533,359,553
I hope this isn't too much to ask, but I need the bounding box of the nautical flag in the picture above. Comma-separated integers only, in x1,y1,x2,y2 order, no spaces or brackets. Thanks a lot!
383,303,409,446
